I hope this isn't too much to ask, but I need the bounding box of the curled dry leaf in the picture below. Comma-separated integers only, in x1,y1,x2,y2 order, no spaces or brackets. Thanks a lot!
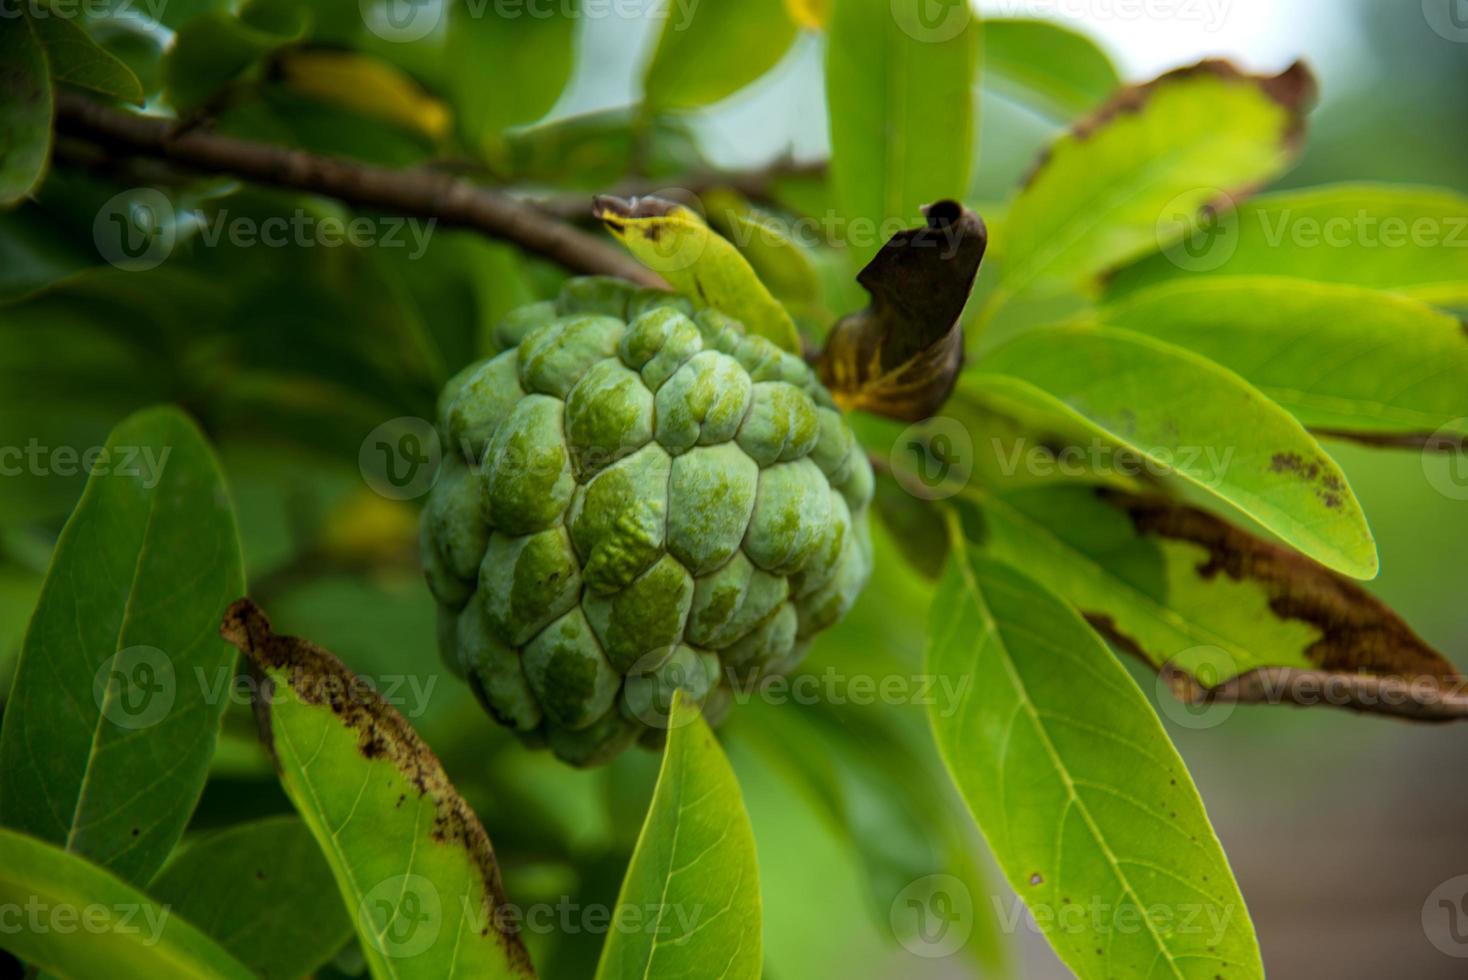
817,200,987,422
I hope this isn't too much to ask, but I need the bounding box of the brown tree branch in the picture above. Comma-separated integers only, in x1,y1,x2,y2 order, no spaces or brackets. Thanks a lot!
1160,663,1468,723
53,91,663,287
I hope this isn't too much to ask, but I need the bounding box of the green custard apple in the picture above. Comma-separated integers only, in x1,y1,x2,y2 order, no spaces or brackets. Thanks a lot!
421,276,873,766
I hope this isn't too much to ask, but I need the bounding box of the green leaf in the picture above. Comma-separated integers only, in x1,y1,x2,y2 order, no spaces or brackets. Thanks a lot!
702,187,822,311
927,549,1263,979
980,18,1119,117
0,406,245,886
993,61,1315,303
594,195,802,353
149,815,355,979
594,691,760,980
447,0,578,158
1106,183,1468,307
967,485,1459,683
29,9,146,105
0,827,254,979
643,0,798,111
1091,277,1468,443
164,7,308,112
977,325,1379,579
219,599,534,980
826,0,978,268
0,16,53,208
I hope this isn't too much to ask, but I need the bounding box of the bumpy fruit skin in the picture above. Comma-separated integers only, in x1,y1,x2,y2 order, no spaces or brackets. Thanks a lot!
422,276,873,766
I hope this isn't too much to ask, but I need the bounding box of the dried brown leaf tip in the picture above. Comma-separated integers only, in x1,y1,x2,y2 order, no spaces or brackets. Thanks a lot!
220,598,534,973
1096,494,1468,721
818,201,987,422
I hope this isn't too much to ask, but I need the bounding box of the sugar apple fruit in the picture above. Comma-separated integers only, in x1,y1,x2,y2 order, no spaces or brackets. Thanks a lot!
422,276,873,766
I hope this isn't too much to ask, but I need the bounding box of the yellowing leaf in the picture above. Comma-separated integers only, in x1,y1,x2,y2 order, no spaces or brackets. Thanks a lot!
278,49,451,141
783,0,828,30
595,195,802,354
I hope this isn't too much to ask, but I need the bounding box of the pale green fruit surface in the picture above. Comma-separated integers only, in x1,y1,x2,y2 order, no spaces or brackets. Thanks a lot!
422,277,873,766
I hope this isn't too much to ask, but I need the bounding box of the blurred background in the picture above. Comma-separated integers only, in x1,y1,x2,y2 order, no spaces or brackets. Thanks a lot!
2,0,1466,977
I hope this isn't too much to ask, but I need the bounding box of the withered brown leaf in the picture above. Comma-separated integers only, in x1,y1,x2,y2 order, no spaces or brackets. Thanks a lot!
817,200,987,422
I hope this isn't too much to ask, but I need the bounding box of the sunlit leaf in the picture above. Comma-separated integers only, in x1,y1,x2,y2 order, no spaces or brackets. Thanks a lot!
827,0,978,268
643,0,799,110
1106,183,1468,306
0,406,245,886
594,691,760,980
594,194,802,353
976,325,1379,579
220,599,535,980
0,828,254,979
927,549,1263,979
277,49,451,141
1091,277,1468,444
994,61,1315,303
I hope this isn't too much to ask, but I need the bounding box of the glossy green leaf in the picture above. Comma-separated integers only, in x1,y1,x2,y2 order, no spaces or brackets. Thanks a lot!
927,549,1263,979
643,0,798,110
595,195,802,352
980,18,1119,117
0,406,245,886
150,816,354,979
967,485,1458,684
1106,183,1468,306
219,600,534,980
702,187,822,311
1091,277,1468,442
0,16,52,207
446,1,578,159
30,9,146,105
827,0,978,267
993,61,1314,303
0,828,254,979
594,691,760,980
977,326,1378,578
